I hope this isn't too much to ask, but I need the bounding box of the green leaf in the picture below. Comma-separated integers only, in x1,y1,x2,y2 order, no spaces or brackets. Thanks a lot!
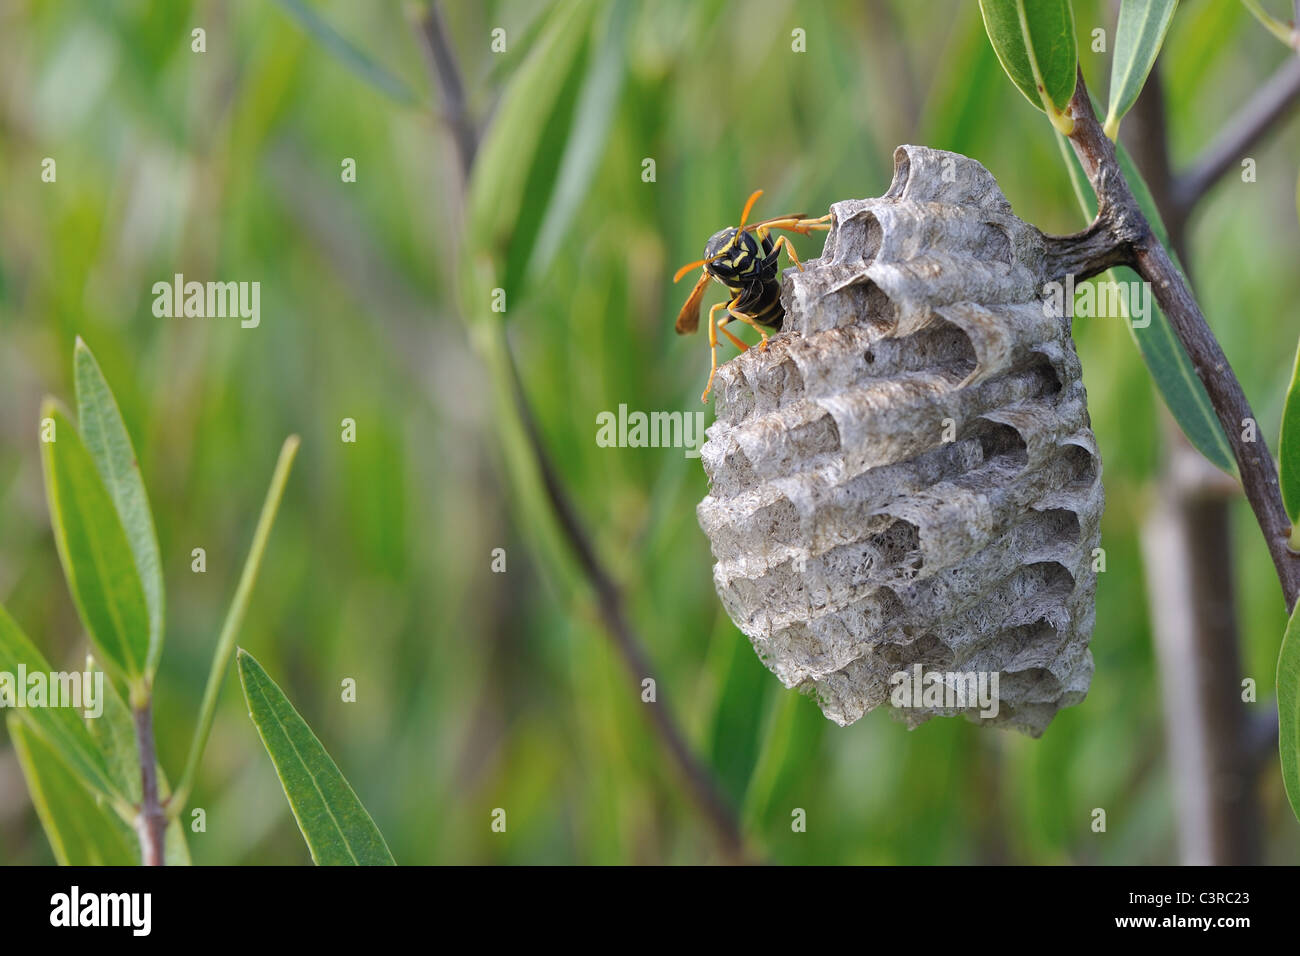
1279,601,1300,824
85,658,191,865
1282,338,1300,525
525,0,630,284
237,649,394,865
705,624,769,806
464,0,598,308
979,0,1079,133
1115,145,1237,474
1104,0,1178,140
40,403,151,689
173,436,300,813
269,0,419,106
0,604,122,804
8,714,138,865
74,339,164,678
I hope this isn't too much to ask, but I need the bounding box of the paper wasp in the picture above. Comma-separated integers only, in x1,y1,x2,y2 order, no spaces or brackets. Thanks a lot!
673,190,831,401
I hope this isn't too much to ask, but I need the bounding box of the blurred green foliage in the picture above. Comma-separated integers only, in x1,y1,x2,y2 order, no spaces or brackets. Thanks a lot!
1,0,1299,864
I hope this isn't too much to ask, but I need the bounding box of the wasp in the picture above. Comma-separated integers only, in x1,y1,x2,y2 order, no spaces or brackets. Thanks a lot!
673,190,832,401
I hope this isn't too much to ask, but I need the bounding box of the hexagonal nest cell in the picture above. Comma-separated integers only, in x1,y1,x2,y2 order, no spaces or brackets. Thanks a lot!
696,145,1103,737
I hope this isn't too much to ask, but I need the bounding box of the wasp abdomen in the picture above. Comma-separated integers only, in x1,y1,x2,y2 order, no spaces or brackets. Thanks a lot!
731,278,784,330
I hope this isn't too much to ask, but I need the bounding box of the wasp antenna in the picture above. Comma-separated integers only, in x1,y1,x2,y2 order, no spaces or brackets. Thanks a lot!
673,259,708,283
737,189,763,230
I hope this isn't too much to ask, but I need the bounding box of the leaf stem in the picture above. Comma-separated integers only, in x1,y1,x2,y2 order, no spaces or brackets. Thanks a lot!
1241,0,1300,49
169,435,300,815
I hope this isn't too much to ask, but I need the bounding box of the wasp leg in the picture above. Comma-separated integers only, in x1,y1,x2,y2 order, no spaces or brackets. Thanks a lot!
769,234,808,272
702,300,730,402
750,214,833,236
716,313,750,352
728,307,771,351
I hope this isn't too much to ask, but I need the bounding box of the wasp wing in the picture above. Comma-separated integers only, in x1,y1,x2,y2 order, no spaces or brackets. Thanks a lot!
675,270,710,335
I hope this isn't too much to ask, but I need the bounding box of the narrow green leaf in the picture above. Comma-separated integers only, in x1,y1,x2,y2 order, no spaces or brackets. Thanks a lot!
269,0,419,106
705,624,769,806
1279,601,1300,823
237,649,394,865
1121,275,1236,476
0,604,122,804
8,714,138,865
979,0,1079,133
173,436,300,813
1104,0,1178,140
1280,338,1300,524
742,692,825,832
464,0,597,307
40,404,151,688
1114,146,1237,474
74,339,164,678
525,0,630,284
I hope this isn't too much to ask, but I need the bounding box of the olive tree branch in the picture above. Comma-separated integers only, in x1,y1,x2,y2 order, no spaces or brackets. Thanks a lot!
1044,69,1300,612
413,0,476,184
133,700,167,866
413,2,747,863
1172,55,1300,216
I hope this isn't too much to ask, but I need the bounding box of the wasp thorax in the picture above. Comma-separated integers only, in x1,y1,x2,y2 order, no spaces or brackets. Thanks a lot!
695,145,1104,737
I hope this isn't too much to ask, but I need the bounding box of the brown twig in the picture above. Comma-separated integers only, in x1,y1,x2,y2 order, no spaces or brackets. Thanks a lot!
133,702,167,866
414,2,477,183
1041,214,1134,282
1052,68,1300,612
1171,55,1300,218
502,351,746,860
412,1,748,863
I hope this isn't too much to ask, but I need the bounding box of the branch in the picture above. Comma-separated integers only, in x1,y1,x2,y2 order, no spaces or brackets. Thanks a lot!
414,2,477,182
1041,212,1136,282
502,350,746,860
413,2,748,863
1059,68,1300,612
1172,55,1300,214
133,702,167,866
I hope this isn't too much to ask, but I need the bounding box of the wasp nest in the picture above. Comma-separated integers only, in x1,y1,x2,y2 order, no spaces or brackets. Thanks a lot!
697,145,1103,737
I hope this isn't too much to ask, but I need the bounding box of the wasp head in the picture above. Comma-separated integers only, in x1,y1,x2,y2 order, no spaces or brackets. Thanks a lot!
703,227,765,284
